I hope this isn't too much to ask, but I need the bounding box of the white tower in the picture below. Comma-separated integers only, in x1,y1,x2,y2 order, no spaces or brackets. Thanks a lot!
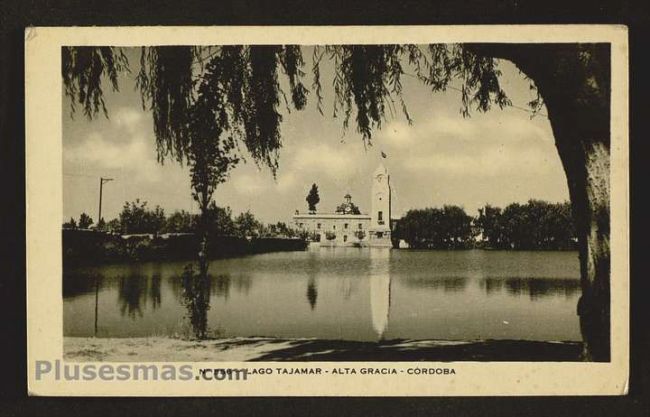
369,164,392,246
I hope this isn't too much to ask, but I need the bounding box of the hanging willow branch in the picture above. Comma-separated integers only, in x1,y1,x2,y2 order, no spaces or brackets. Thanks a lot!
62,46,129,118
278,45,309,111
135,46,194,163
62,43,513,169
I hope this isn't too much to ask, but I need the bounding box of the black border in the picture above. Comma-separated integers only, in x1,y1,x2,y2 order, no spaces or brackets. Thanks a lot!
1,0,648,416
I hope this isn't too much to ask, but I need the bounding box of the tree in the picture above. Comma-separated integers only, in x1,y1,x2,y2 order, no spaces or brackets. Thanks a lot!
63,43,612,360
106,218,122,233
335,197,361,215
476,205,506,249
165,206,235,236
62,217,77,230
297,230,312,241
78,212,93,229
204,203,236,236
544,201,576,250
464,44,611,361
325,231,336,241
441,205,475,248
233,210,262,238
476,200,577,251
395,206,474,249
306,184,320,214
501,203,528,249
96,218,106,231
118,199,165,234
354,230,366,241
264,221,297,238
276,222,296,238
164,210,196,233
185,52,242,254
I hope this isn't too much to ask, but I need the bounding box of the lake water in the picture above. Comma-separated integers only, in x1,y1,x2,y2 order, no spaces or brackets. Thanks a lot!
63,248,582,342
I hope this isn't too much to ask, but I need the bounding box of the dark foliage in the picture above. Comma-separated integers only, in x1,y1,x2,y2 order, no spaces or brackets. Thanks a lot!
395,205,475,249
335,201,361,215
393,200,577,251
306,183,320,213
62,217,77,230
136,46,194,163
78,212,94,229
62,46,129,118
476,200,576,250
117,199,165,234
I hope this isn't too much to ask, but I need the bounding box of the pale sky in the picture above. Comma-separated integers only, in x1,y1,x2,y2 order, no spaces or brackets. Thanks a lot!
63,46,569,225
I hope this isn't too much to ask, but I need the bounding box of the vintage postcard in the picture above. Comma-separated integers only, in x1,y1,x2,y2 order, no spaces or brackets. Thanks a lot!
26,25,629,396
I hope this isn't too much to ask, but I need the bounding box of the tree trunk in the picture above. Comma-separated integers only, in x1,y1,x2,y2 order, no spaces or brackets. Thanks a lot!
523,46,611,361
198,196,210,262
468,44,612,361
551,119,611,362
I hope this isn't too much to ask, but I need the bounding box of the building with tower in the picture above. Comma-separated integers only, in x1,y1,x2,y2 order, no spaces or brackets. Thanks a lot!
293,164,393,247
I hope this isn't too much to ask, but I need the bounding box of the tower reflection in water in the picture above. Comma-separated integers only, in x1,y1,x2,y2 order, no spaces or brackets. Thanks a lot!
369,248,392,340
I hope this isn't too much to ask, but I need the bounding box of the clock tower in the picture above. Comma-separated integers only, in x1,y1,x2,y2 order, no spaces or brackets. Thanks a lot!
370,164,392,246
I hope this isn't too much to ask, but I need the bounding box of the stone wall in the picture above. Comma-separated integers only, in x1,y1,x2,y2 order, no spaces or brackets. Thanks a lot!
62,229,308,266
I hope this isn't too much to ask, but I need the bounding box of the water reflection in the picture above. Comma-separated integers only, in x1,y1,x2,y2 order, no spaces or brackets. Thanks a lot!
63,272,99,297
180,260,211,339
306,276,318,310
399,276,579,299
337,277,355,300
481,277,504,294
170,270,252,301
63,250,582,341
118,275,146,319
305,252,319,310
402,276,468,292
481,277,580,300
212,274,231,299
115,273,163,319
369,248,392,339
149,274,161,309
214,273,252,297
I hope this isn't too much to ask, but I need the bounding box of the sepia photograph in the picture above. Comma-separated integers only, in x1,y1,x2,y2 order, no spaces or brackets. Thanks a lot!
24,26,629,396
60,42,610,362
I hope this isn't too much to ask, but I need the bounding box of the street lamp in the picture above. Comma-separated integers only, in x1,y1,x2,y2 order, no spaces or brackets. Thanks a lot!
98,177,114,227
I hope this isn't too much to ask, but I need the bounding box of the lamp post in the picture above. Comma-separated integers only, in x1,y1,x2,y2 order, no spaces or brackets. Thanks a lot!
98,177,113,227
95,177,113,334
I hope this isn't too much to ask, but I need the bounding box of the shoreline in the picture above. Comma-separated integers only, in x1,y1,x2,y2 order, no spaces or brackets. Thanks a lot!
64,336,585,362
65,247,580,269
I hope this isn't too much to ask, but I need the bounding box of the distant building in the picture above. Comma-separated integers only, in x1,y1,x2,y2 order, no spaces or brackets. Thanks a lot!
293,164,393,247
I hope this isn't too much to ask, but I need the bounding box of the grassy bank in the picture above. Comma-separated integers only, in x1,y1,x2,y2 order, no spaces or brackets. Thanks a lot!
64,336,584,362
